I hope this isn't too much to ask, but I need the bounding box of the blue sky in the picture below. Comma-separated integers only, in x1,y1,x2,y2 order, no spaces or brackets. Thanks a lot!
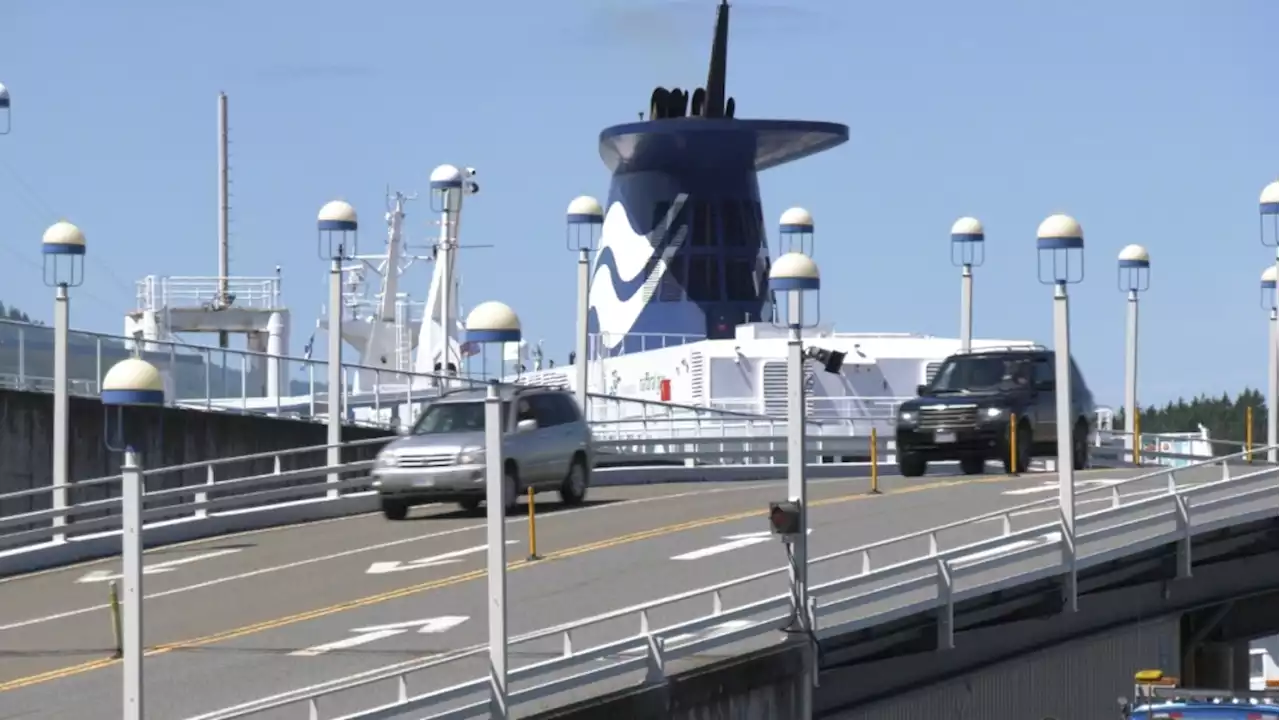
0,0,1275,408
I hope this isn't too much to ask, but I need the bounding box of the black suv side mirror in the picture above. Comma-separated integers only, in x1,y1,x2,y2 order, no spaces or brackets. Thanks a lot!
916,384,928,396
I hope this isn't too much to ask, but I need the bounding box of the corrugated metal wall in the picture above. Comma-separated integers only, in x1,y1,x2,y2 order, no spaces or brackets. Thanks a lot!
828,617,1180,720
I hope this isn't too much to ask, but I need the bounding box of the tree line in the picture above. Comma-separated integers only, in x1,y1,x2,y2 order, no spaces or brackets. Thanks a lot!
1114,388,1269,450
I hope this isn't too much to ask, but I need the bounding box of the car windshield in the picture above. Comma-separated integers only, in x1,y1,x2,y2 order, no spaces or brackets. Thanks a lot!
928,355,1034,394
411,401,509,434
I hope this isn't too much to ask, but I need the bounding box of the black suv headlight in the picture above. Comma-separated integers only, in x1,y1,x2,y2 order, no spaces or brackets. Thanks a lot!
898,410,917,424
979,407,1007,422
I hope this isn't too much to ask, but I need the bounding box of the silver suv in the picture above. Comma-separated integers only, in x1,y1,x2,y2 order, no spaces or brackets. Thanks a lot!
371,385,594,519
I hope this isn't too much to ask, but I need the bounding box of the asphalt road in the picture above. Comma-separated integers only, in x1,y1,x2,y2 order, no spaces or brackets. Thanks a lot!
0,462,1245,719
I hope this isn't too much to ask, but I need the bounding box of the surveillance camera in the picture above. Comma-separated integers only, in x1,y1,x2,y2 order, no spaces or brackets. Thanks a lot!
464,167,477,177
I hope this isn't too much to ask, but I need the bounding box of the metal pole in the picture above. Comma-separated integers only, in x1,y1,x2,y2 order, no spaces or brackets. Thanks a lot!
959,263,973,353
121,448,144,720
1124,289,1139,455
575,248,590,417
1273,240,1279,464
327,258,342,497
217,91,230,351
484,380,508,718
52,283,69,542
1053,281,1077,612
785,294,813,717
1270,308,1278,463
786,311,808,615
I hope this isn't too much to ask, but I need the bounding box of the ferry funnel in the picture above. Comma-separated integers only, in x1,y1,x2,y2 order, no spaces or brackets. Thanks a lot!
589,0,848,356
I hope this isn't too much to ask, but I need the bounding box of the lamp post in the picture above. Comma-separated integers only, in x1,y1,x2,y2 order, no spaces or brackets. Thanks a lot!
1117,244,1150,458
463,300,522,720
1259,181,1279,462
0,81,9,134
778,207,815,256
1263,265,1277,462
566,196,603,417
950,217,985,353
1036,212,1084,613
42,220,86,544
101,357,167,720
768,240,821,716
317,200,358,497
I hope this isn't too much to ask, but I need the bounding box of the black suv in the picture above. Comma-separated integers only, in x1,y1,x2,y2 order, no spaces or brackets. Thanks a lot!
894,346,1096,477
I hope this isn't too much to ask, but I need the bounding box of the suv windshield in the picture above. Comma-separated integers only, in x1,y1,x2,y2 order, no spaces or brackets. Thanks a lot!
411,400,510,434
928,355,1034,394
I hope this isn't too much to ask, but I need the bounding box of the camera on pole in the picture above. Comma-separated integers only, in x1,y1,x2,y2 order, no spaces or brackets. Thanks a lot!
768,501,803,542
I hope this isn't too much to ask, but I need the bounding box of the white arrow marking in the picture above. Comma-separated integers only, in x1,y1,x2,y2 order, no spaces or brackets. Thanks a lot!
620,620,753,655
75,548,243,584
671,530,811,561
290,616,469,657
365,541,515,574
952,532,1061,566
1003,478,1126,496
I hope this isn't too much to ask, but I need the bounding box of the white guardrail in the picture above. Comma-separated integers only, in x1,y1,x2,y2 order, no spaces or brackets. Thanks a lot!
0,428,1249,564
183,444,1278,719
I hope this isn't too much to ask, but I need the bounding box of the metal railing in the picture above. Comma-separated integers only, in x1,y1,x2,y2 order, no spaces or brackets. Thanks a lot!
185,445,1278,720
0,317,838,435
134,275,283,312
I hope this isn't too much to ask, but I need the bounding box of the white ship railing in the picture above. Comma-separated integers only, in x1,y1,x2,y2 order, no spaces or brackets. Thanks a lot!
134,275,284,312
180,444,1278,720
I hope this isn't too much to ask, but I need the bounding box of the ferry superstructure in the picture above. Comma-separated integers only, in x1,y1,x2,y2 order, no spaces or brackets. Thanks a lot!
121,0,1047,433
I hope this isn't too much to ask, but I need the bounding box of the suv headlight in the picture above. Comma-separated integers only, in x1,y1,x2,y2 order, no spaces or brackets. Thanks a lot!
981,407,1006,420
376,453,399,468
458,447,484,465
899,410,916,423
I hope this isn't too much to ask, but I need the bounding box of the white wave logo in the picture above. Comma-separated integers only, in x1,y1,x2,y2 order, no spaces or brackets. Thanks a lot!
590,195,688,349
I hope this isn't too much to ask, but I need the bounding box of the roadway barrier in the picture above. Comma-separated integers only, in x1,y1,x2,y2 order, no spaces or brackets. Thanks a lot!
0,430,1246,577
182,444,1278,720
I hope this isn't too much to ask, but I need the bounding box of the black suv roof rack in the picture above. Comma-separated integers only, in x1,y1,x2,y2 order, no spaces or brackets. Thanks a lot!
960,344,1049,354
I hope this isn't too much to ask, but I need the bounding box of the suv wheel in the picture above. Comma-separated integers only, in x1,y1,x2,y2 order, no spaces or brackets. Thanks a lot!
559,457,588,506
898,452,927,478
381,498,409,521
959,455,986,475
503,467,519,514
1072,420,1089,471
458,498,482,515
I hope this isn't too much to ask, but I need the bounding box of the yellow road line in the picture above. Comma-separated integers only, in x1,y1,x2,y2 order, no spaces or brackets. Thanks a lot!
0,470,1096,692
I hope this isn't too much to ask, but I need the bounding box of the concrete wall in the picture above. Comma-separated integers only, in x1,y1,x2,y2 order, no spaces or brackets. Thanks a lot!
524,641,811,720
0,388,393,519
827,617,1180,720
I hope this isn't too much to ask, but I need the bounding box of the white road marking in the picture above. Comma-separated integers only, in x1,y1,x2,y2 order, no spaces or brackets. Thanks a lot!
1002,478,1125,496
74,548,243,584
365,542,514,574
0,480,834,632
671,530,810,561
952,532,1062,565
289,616,469,657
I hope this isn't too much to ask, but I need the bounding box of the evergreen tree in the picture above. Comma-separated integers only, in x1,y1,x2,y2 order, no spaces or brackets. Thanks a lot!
1114,388,1268,454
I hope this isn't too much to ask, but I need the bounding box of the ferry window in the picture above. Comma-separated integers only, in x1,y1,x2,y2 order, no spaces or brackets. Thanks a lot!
750,202,765,245
651,201,671,242
660,256,685,302
691,201,714,247
687,256,722,301
725,258,756,301
722,200,746,247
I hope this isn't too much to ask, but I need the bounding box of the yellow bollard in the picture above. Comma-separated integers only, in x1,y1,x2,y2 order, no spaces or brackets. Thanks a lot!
1246,406,1254,463
526,487,540,561
1008,413,1018,475
869,427,880,494
1134,413,1141,466
108,580,123,659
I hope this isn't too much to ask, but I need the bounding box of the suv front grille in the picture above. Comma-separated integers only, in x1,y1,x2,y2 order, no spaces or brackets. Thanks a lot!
917,406,978,430
397,452,455,468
